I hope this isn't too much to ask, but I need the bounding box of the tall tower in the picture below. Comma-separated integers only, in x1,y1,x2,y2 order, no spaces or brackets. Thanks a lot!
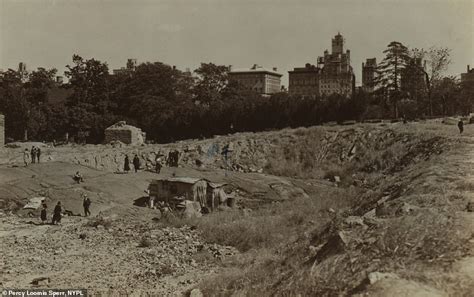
332,32,344,54
18,62,26,73
362,58,377,92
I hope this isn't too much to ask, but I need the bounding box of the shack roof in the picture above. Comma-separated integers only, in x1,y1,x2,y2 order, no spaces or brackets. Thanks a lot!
208,182,227,188
152,177,205,185
151,177,227,187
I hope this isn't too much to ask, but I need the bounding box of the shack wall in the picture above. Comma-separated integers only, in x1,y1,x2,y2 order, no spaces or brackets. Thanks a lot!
149,181,194,202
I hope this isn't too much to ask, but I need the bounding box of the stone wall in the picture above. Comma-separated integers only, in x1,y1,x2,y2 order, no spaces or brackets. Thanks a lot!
0,114,4,147
104,122,145,145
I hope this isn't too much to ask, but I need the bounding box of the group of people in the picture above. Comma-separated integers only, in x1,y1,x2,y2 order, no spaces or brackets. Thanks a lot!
39,195,92,225
40,201,63,225
23,146,41,166
122,151,179,174
124,154,141,173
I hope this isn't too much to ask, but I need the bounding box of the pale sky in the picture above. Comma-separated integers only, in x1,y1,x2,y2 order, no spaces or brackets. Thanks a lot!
1,0,473,86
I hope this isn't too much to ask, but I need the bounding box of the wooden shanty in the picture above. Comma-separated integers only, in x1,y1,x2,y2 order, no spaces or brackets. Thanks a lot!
148,177,227,210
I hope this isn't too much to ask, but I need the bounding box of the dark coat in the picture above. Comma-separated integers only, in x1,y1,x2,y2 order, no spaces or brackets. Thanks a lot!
133,156,140,168
83,198,91,208
40,209,47,221
124,156,131,171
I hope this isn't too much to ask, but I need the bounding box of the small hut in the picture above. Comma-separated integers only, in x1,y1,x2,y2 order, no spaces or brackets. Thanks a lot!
148,177,227,210
104,121,146,145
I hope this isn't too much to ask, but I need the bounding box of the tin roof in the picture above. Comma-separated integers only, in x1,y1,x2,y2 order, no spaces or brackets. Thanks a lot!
152,177,204,184
151,177,226,186
208,182,227,188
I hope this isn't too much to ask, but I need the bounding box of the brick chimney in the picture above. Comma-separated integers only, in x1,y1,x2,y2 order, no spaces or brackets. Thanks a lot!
468,65,471,72
273,67,278,71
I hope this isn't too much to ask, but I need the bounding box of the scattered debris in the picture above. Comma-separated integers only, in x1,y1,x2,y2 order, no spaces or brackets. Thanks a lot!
31,277,50,286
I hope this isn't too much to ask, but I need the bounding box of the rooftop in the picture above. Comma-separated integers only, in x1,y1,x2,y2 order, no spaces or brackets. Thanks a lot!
230,64,282,77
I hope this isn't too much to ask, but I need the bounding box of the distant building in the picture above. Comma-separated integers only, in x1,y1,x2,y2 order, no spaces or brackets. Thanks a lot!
18,62,28,82
288,63,321,98
228,64,282,95
112,58,137,75
362,58,377,92
401,57,427,100
18,62,26,73
461,65,474,85
318,33,355,97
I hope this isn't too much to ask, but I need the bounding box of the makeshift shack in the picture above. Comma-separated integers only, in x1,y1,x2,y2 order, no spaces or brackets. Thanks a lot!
207,182,228,210
104,121,146,145
148,177,228,211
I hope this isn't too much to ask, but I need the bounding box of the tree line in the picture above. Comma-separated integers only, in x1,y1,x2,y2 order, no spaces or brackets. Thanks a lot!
0,43,472,144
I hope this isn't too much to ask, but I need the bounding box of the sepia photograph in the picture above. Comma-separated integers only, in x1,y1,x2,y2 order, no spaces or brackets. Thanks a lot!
0,0,473,296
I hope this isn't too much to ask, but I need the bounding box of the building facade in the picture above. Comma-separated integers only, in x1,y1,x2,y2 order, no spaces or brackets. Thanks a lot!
288,63,321,98
113,58,137,75
318,33,355,97
228,64,282,95
362,58,377,92
288,33,355,98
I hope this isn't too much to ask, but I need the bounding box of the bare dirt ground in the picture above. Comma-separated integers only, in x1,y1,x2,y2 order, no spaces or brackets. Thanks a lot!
0,122,473,296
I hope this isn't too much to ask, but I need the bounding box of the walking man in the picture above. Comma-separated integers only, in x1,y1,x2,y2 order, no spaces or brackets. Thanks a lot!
40,202,47,224
83,195,91,217
458,119,464,134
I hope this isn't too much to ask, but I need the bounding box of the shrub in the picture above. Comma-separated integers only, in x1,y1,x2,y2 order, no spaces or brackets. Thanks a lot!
138,236,152,248
85,216,112,229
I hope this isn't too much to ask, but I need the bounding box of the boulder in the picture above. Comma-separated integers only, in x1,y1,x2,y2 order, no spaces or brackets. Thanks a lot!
396,202,420,215
189,288,203,297
344,216,365,227
367,272,399,285
31,277,50,286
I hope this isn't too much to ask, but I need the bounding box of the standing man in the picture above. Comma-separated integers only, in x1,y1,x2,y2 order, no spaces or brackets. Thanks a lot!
36,147,41,163
133,154,140,173
52,202,62,225
31,146,37,164
458,119,464,134
83,195,91,217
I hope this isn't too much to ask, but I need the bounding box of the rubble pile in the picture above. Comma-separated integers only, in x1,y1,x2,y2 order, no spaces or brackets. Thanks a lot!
0,215,237,295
